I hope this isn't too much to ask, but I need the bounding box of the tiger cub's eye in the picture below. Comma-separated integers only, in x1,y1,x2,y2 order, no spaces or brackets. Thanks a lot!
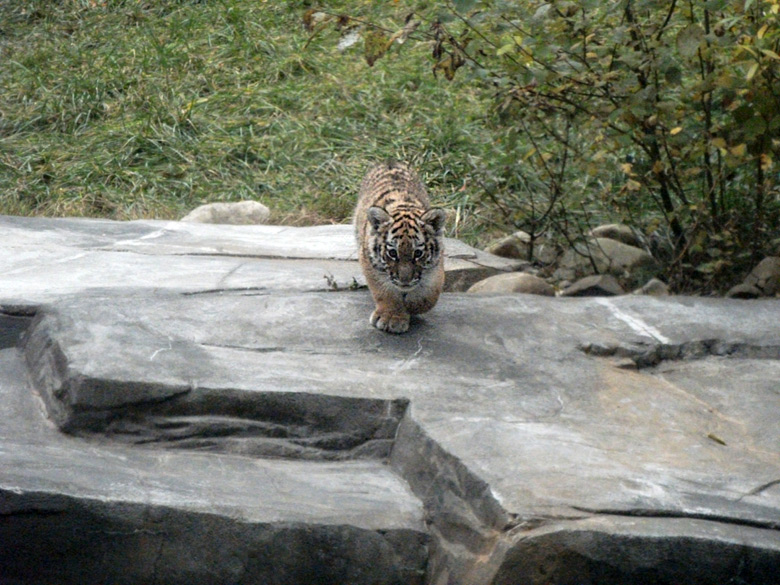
413,249,424,260
387,248,399,261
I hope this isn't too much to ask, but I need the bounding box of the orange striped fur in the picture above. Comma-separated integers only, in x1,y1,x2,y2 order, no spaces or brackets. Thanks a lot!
354,161,446,333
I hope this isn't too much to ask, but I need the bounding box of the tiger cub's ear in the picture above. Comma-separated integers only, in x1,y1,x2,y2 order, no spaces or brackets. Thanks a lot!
367,207,391,234
421,208,446,237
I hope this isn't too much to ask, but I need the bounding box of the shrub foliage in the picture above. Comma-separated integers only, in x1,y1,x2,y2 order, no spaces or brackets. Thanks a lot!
313,0,780,292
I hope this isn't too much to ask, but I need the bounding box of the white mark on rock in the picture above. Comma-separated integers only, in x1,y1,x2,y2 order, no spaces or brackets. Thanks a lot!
391,337,426,372
150,340,173,361
111,228,169,249
139,228,169,241
596,298,671,344
3,252,89,276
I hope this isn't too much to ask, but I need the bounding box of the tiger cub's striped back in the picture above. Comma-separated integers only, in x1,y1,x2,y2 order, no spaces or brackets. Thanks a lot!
354,161,446,334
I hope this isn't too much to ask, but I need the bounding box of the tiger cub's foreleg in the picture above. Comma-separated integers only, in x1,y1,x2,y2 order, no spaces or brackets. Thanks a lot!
365,271,411,334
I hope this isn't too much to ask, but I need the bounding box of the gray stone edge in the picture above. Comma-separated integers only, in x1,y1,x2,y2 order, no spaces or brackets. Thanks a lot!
0,488,429,585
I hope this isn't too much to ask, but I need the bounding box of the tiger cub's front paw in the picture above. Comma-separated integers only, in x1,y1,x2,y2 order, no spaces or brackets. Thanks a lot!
370,309,410,334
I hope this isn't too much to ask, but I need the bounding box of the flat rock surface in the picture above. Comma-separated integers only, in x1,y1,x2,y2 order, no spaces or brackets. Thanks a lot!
0,215,520,304
19,291,780,524
2,214,780,584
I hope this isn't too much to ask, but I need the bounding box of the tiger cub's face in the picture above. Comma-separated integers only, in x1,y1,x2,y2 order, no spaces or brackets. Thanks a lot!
366,206,446,289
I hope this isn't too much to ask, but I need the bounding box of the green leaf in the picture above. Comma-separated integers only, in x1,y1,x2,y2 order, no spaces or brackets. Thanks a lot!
677,24,705,58
497,43,514,56
664,65,682,85
742,116,767,139
533,4,552,21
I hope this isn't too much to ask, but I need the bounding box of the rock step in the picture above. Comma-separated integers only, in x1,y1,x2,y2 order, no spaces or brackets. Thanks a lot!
0,346,427,585
23,305,409,460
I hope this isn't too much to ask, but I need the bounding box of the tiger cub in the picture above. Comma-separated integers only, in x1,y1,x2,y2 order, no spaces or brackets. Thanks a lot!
354,161,446,334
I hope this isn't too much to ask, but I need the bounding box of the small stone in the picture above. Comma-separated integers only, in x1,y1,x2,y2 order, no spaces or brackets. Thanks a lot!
726,283,762,299
181,201,271,225
560,274,625,297
467,272,555,296
633,278,670,296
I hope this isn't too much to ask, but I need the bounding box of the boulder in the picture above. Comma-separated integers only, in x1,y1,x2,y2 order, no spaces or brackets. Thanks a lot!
560,274,625,297
442,240,527,292
554,237,658,287
485,231,558,265
181,200,271,225
726,283,763,299
588,223,641,247
467,272,555,296
743,256,780,296
6,288,780,585
633,277,670,296
485,231,531,259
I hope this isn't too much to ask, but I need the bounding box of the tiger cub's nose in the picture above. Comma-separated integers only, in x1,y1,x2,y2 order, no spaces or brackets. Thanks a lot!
397,262,416,285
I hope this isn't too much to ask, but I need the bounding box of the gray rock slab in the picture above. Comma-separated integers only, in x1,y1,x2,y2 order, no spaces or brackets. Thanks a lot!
14,289,780,583
23,292,780,518
3,214,780,584
0,345,427,584
0,215,520,303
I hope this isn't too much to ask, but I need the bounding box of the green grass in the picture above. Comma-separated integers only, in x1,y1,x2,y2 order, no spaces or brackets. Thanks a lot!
0,0,494,241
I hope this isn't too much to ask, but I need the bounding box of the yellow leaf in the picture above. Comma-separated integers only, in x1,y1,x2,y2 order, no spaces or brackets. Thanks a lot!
730,143,747,157
761,49,780,60
711,137,727,149
760,153,774,171
620,162,634,175
747,62,760,81
626,179,642,192
652,160,665,175
757,24,769,39
670,127,683,135
736,44,757,58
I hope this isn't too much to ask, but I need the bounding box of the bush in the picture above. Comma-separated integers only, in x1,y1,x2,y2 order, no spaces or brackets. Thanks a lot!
312,0,780,292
